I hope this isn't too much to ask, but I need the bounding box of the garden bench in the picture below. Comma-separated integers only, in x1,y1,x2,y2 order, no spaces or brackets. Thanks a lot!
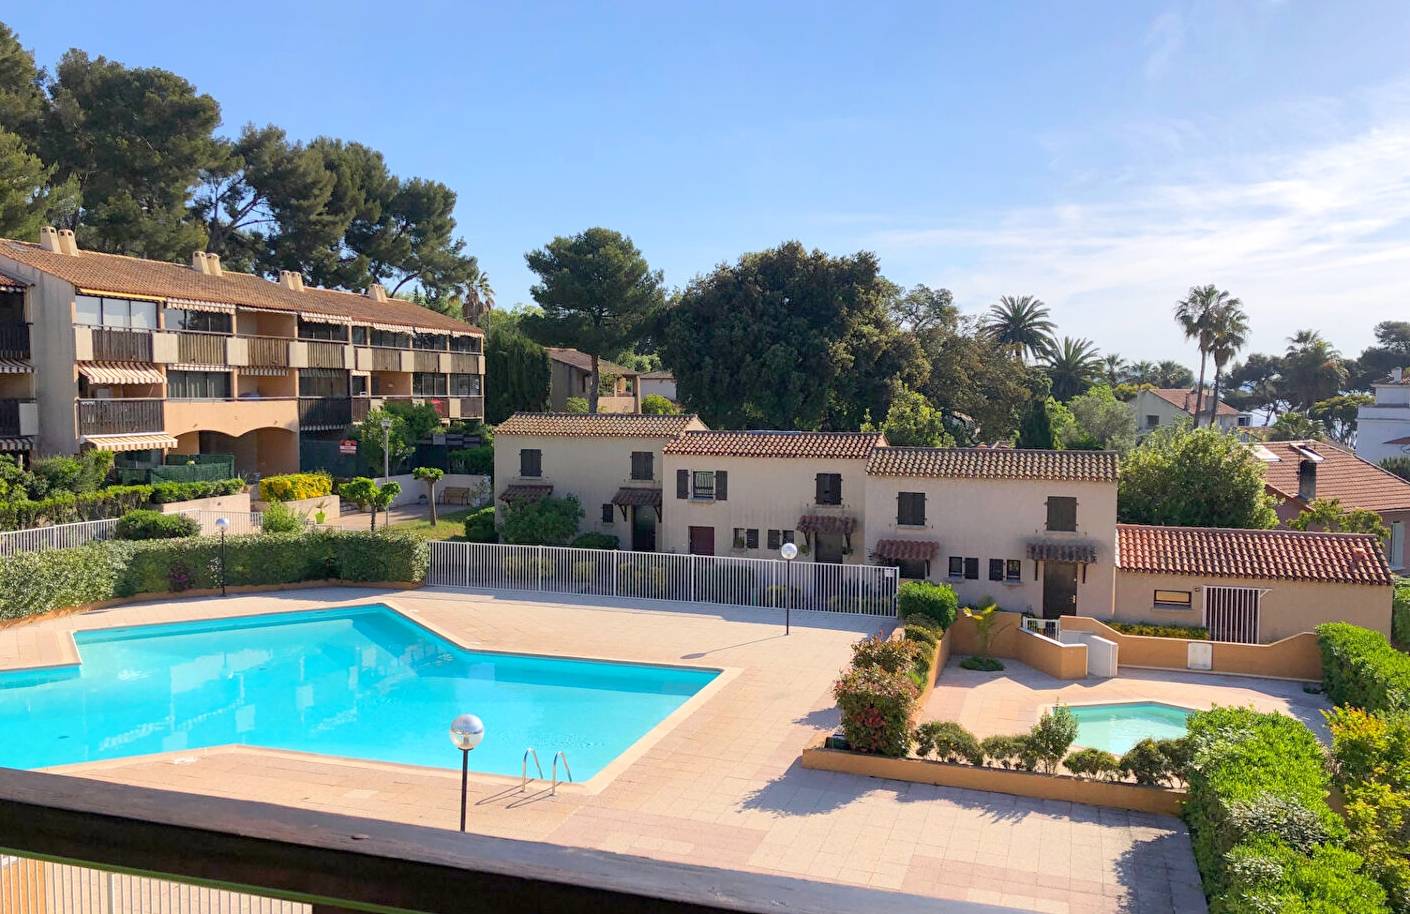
441,486,471,506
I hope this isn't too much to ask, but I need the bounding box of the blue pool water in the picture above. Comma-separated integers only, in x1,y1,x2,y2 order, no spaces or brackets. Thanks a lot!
0,605,718,777
1066,702,1193,755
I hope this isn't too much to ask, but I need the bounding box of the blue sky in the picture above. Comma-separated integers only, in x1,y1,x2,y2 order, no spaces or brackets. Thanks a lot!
7,2,1410,364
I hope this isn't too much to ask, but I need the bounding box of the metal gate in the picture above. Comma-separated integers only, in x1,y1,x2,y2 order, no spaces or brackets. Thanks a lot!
1205,585,1264,643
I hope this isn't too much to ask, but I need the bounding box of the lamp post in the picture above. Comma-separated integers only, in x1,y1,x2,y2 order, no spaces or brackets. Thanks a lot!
449,713,484,832
214,517,229,597
780,541,798,635
380,416,393,527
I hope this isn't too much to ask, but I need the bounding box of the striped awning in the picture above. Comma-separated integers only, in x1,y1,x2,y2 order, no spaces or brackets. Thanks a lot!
372,322,414,334
500,484,553,504
166,297,235,314
300,367,346,378
169,363,230,372
241,366,289,377
0,436,32,451
78,362,165,385
77,288,164,302
873,539,939,561
0,271,27,293
301,312,351,325
612,486,662,507
81,433,178,452
797,514,857,535
1026,539,1099,564
0,359,32,373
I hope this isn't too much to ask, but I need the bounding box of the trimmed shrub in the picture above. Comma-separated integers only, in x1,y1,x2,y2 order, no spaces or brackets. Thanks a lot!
1318,622,1410,713
1106,621,1210,640
902,624,938,649
260,501,305,534
258,472,333,503
640,393,680,415
913,720,983,765
114,510,200,541
1221,839,1389,914
148,478,245,504
1064,747,1123,781
1395,578,1410,648
0,485,153,530
959,656,1004,671
1027,705,1078,774
833,665,917,758
463,506,497,543
897,580,958,631
0,543,130,620
851,635,925,675
499,495,582,545
1120,737,1189,788
448,445,494,477
980,734,1032,771
1328,707,1410,912
571,532,619,550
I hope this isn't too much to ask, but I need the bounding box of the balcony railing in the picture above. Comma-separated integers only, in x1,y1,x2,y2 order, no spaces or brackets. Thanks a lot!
459,395,484,419
413,350,441,373
352,396,372,423
372,348,402,372
91,327,153,362
297,396,352,430
0,398,21,435
448,352,481,373
306,340,346,369
247,335,290,367
0,322,30,359
76,398,164,435
177,331,227,365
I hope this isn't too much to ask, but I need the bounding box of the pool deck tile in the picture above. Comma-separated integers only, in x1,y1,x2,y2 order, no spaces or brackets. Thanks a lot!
0,586,1224,913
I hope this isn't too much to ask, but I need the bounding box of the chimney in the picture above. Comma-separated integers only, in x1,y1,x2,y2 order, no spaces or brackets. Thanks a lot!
56,229,78,256
1298,459,1318,502
205,252,222,277
365,283,388,303
279,270,304,292
191,251,209,274
38,226,61,253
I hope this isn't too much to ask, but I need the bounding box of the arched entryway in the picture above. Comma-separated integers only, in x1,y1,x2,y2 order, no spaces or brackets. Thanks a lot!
171,427,298,479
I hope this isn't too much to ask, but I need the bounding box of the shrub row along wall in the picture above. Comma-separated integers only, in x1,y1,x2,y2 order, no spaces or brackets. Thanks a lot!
1317,621,1410,712
0,530,429,622
0,479,246,531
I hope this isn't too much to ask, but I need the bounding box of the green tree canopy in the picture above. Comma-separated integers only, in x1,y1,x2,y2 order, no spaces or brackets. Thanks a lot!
500,494,583,545
1043,336,1103,401
522,227,664,413
1016,396,1056,449
1268,410,1326,441
911,310,1036,445
640,393,681,415
1288,498,1390,542
1062,385,1137,453
660,242,926,430
984,295,1053,363
1118,425,1278,529
870,384,954,447
482,309,550,424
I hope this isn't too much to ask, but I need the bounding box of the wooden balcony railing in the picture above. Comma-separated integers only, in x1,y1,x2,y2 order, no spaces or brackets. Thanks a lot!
76,398,164,435
413,351,441,373
372,348,402,372
305,341,346,369
176,331,227,366
246,335,290,367
351,396,372,423
0,322,30,359
459,395,484,419
297,396,352,430
0,398,21,436
448,352,480,374
91,328,153,362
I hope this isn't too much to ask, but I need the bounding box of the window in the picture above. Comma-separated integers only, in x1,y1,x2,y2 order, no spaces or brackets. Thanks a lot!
450,335,482,353
746,528,759,549
297,318,348,341
897,492,926,526
1046,496,1078,532
165,308,232,334
450,374,481,396
630,451,654,481
692,471,715,500
167,370,231,399
350,375,368,397
519,449,542,478
602,504,615,524
1006,559,1022,582
414,333,449,351
767,529,795,550
815,473,842,505
948,556,964,578
1236,416,1251,427
351,326,368,345
1391,521,1405,570
964,557,979,580
897,558,928,580
988,559,1004,581
75,295,157,329
1144,414,1160,429
298,369,347,398
1154,590,1193,609
412,372,448,397
371,329,411,349
733,527,747,550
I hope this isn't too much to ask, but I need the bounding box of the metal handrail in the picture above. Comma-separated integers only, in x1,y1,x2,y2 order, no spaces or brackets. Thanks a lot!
551,751,573,795
521,748,544,790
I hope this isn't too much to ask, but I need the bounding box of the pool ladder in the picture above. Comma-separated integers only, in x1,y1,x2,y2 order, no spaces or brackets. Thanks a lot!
521,748,574,795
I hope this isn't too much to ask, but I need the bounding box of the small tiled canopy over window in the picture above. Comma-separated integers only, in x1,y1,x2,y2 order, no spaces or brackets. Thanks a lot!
1046,496,1078,532
519,448,542,478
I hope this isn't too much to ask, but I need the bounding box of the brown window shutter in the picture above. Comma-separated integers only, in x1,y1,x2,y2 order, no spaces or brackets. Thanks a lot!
676,468,688,499
716,470,728,501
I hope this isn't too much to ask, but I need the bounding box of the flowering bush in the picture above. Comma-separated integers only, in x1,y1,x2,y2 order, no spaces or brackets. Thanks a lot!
833,665,917,757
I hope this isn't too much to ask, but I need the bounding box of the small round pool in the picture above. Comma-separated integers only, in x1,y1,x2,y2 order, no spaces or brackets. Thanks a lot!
1064,702,1194,755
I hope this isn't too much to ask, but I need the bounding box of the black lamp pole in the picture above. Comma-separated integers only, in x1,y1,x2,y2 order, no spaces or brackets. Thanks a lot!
459,747,470,832
785,556,792,635
219,526,227,597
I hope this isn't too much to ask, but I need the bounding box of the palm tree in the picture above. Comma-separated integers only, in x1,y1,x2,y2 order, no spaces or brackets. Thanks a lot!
1174,285,1239,423
985,295,1054,363
1155,360,1194,388
1101,353,1127,386
1283,330,1349,411
1126,360,1157,385
1204,302,1250,426
1044,336,1103,401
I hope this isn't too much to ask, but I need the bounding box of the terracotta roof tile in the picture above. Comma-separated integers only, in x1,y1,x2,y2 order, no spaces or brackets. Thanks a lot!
867,447,1119,482
496,412,701,438
1257,440,1410,513
662,431,883,459
1148,387,1239,417
0,240,480,335
1115,523,1393,586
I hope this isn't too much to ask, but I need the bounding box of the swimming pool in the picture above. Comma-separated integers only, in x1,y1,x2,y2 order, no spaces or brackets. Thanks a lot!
1066,702,1193,755
0,605,719,777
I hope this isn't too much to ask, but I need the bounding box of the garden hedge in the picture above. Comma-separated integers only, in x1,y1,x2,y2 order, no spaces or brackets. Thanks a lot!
1317,622,1410,713
897,580,958,630
0,479,245,530
833,665,917,757
257,472,334,503
0,530,428,622
1105,621,1210,640
114,510,200,540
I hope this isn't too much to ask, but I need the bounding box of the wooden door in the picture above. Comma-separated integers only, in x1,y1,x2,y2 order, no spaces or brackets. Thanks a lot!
1041,561,1078,619
688,525,714,556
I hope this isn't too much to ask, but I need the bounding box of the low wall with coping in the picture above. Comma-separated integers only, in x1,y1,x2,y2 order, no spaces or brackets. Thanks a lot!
1062,616,1322,682
251,494,341,526
801,738,1185,816
944,612,1088,680
158,491,251,517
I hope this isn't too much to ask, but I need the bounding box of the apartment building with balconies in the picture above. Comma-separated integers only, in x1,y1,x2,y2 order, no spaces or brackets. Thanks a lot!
0,227,484,478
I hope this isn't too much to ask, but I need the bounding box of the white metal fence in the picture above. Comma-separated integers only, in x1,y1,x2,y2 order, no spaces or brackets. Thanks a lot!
0,511,305,557
0,855,308,914
427,541,899,615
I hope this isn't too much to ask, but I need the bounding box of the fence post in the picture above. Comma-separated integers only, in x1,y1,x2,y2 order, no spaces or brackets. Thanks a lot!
688,554,696,603
537,545,544,591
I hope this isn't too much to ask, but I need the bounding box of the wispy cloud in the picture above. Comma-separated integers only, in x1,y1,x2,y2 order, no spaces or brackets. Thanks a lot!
1143,11,1185,81
869,114,1410,360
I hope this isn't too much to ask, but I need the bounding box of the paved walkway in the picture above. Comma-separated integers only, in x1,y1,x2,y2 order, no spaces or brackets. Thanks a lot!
0,588,1207,913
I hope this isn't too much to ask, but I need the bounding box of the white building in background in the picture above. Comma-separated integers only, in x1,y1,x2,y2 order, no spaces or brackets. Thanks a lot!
1128,387,1250,438
639,370,677,402
1356,368,1410,466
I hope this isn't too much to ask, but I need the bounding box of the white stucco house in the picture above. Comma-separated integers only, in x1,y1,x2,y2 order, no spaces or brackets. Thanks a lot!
1356,368,1410,466
1129,387,1250,438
